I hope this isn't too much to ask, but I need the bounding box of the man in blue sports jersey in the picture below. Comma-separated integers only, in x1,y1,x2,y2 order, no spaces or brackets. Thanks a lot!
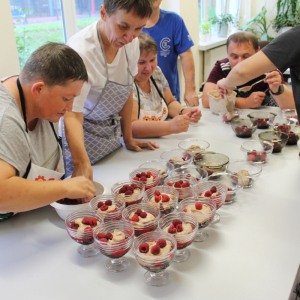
142,0,198,106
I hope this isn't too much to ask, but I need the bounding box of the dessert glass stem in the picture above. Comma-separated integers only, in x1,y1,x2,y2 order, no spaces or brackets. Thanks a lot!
77,242,100,258
144,270,169,286
173,248,190,263
106,257,130,272
194,228,209,242
210,213,220,224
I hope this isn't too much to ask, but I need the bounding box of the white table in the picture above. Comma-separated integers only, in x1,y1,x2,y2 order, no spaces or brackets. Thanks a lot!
1,106,300,300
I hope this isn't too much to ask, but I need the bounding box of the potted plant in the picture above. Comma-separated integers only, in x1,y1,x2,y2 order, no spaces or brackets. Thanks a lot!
240,5,273,41
199,19,211,42
271,0,300,33
209,14,234,38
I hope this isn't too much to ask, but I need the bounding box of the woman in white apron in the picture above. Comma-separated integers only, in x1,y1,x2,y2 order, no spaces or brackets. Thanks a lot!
0,43,95,221
132,33,202,138
62,0,159,180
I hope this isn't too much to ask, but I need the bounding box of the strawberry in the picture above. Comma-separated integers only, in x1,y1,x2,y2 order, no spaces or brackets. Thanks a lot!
161,194,170,202
97,233,106,239
89,217,97,227
156,239,167,248
174,181,181,188
154,190,161,196
210,186,217,193
151,245,161,255
176,224,183,232
181,182,190,188
133,177,139,180
155,195,161,203
105,232,113,240
172,219,182,227
167,183,173,186
105,200,112,206
140,176,147,181
125,190,133,196
204,191,212,197
97,201,104,208
99,238,108,242
139,243,149,253
131,214,139,222
119,187,126,194
135,209,143,216
195,202,203,210
100,205,108,211
140,212,147,218
82,217,90,225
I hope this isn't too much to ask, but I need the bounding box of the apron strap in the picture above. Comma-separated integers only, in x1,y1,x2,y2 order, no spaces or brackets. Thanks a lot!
150,76,168,106
17,77,28,133
134,82,141,119
49,122,62,148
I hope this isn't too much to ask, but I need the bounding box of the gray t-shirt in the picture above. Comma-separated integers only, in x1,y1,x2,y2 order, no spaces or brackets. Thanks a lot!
0,80,63,177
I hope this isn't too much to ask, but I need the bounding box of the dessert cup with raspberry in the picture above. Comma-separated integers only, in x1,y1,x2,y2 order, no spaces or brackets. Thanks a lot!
93,220,134,272
160,148,193,169
164,174,198,202
178,138,210,155
281,108,298,125
122,203,160,236
207,172,244,204
170,165,208,182
178,198,216,242
226,160,262,189
129,168,160,190
143,186,179,215
240,140,273,164
193,181,227,224
271,122,300,146
111,180,145,206
158,212,198,263
219,108,242,124
247,111,277,129
231,118,258,138
89,194,125,222
65,209,103,257
139,159,174,185
133,232,177,286
258,131,289,153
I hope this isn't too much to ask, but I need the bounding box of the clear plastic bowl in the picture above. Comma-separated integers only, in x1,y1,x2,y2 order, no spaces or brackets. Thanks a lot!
160,148,193,169
240,140,273,163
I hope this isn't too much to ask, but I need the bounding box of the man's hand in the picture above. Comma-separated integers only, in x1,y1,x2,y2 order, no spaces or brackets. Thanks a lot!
246,92,265,108
125,138,160,152
265,71,281,93
184,90,199,107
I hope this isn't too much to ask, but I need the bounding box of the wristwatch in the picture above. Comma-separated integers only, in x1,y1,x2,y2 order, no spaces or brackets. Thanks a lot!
270,84,284,95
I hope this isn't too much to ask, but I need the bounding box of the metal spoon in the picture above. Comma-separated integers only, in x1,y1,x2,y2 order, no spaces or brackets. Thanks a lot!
238,77,266,92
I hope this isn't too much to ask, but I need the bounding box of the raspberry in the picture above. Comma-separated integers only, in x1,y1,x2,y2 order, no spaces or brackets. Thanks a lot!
146,171,152,175
131,214,139,222
195,202,203,210
84,227,93,234
97,201,104,208
139,243,149,253
136,173,141,178
140,176,147,181
176,224,183,232
182,182,190,188
97,233,106,239
210,186,217,193
99,238,107,242
248,154,256,161
82,217,90,225
105,232,113,240
100,205,108,211
168,226,177,234
70,222,79,229
183,209,187,212
161,194,170,202
89,217,97,227
157,239,167,248
154,190,161,196
174,181,181,188
140,212,147,218
167,183,173,186
131,184,138,189
151,245,161,255
133,177,139,180
135,209,143,216
105,200,112,206
155,195,161,203
172,219,182,227
125,190,133,195
141,172,147,177
146,174,151,178
204,191,212,197
119,187,126,194
127,186,134,192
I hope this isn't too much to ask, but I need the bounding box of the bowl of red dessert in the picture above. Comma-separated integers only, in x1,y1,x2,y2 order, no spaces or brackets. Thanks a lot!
111,180,145,206
160,148,193,169
219,108,242,124
129,168,160,190
169,165,208,182
270,122,300,145
258,131,289,153
240,140,273,163
247,111,277,129
122,203,160,236
178,139,210,155
281,108,298,124
143,186,179,215
231,118,258,138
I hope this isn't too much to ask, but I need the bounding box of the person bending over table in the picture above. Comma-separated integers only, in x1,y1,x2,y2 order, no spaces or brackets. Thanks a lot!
216,26,300,115
202,31,295,109
0,43,95,221
132,33,202,138
62,0,159,179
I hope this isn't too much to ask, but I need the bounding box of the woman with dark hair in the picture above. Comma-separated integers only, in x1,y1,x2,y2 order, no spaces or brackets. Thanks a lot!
0,43,95,220
131,33,202,138
62,0,159,180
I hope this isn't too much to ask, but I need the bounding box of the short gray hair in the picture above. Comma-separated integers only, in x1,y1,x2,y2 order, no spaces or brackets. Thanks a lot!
226,32,259,52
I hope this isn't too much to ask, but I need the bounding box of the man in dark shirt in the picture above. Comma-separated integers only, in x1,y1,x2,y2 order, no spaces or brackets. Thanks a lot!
202,32,294,109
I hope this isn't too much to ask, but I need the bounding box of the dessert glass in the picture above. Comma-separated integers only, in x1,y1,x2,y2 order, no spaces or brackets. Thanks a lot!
129,168,160,190
158,212,198,262
122,203,160,236
219,108,242,124
169,165,208,182
132,232,177,286
240,140,273,163
247,111,277,129
164,174,198,202
226,160,262,188
207,172,244,204
93,220,134,272
160,148,194,168
270,122,300,146
143,186,179,215
178,198,216,242
111,180,145,206
231,118,258,138
89,194,125,222
65,209,103,257
281,108,298,124
193,181,227,224
178,138,210,155
139,159,174,185
258,131,289,153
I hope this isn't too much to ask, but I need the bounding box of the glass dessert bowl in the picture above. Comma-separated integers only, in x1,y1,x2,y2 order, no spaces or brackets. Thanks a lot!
160,148,193,169
143,186,179,215
139,159,174,185
129,168,160,190
65,209,103,257
178,197,216,242
231,118,258,138
207,172,244,204
89,194,125,222
193,152,230,176
193,181,227,224
93,220,135,272
122,203,160,236
247,111,277,129
226,160,262,189
178,138,210,155
240,140,273,163
111,180,145,206
281,108,298,124
258,131,289,153
169,165,208,182
158,212,198,263
133,231,177,286
219,108,242,124
270,122,300,146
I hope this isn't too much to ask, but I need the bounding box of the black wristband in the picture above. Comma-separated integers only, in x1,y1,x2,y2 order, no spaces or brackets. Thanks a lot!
270,84,284,95
179,108,185,115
